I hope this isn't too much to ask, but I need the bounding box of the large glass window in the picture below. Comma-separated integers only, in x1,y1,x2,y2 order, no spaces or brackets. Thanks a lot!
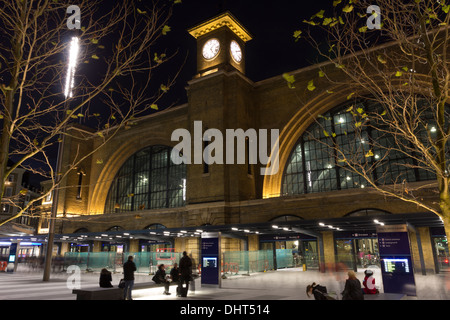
104,145,186,213
282,99,438,195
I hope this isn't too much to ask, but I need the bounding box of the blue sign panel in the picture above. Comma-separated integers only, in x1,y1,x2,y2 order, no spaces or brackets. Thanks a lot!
201,234,221,287
377,226,416,296
7,243,18,273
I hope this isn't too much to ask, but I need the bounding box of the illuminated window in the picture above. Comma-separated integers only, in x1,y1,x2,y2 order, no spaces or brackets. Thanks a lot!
104,145,186,214
282,98,437,196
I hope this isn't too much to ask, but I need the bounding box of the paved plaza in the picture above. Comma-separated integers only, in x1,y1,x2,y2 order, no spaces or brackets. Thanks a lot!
0,265,449,301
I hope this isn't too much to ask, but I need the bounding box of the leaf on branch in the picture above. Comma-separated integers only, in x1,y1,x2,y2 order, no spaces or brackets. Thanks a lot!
395,71,403,77
342,5,354,13
162,25,171,35
333,0,342,6
160,84,169,92
323,17,333,26
293,30,302,41
303,20,318,26
127,193,135,197
365,150,374,158
282,73,296,89
319,70,325,77
323,130,330,137
311,10,325,19
347,92,355,100
19,189,28,195
355,122,362,128
150,104,158,110
358,26,368,33
357,107,364,114
0,114,3,119
346,105,354,112
91,54,100,60
91,39,99,44
154,53,166,64
96,159,103,164
377,55,387,64
137,8,147,14
307,80,316,91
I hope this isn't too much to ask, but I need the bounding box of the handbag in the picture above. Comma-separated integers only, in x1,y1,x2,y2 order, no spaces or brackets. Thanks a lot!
118,279,125,289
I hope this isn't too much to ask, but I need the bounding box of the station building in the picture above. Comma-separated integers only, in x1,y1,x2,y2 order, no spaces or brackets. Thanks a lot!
8,12,447,275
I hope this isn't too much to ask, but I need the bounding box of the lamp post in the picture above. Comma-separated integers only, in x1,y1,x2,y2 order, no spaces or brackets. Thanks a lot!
43,36,79,281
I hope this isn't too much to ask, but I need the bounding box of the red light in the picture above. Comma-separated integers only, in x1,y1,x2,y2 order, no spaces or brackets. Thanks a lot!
445,259,449,264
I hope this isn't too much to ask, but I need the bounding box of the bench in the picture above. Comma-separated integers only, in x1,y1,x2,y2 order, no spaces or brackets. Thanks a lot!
72,281,178,300
363,293,407,300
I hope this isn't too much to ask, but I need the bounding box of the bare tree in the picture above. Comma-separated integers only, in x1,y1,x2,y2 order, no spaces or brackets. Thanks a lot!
0,0,181,227
291,0,450,237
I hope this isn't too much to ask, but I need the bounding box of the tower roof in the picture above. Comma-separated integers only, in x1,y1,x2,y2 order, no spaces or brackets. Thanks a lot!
188,11,253,43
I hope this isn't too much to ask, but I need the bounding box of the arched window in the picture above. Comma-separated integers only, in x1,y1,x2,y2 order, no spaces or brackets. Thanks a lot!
269,215,303,222
107,226,123,231
145,224,167,230
282,99,436,196
344,209,391,217
104,145,186,213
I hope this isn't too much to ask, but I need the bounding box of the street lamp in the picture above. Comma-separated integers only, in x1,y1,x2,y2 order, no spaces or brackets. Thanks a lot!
43,36,80,282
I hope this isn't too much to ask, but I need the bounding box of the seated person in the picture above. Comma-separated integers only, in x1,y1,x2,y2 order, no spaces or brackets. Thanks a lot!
99,268,113,288
152,264,171,295
362,269,378,294
170,263,180,283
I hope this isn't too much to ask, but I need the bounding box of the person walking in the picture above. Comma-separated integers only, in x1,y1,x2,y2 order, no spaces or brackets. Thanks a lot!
342,270,364,300
178,251,192,297
123,255,137,300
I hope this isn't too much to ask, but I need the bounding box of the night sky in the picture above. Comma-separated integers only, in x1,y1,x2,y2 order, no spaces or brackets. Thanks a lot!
24,0,331,187
156,0,330,106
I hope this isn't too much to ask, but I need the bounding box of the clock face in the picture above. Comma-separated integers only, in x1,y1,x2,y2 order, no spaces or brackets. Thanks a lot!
230,40,242,63
202,38,220,60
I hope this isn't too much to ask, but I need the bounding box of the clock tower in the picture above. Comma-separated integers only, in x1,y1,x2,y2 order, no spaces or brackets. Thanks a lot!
188,12,252,77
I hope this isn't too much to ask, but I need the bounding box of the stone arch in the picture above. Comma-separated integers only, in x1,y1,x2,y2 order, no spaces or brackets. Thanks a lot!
88,136,178,215
262,76,437,199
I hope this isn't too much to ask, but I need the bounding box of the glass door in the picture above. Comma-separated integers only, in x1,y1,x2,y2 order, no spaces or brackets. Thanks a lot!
434,237,450,272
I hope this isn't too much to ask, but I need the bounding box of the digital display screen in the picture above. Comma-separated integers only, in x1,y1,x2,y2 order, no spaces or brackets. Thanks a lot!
203,257,217,268
383,258,410,273
8,255,15,262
